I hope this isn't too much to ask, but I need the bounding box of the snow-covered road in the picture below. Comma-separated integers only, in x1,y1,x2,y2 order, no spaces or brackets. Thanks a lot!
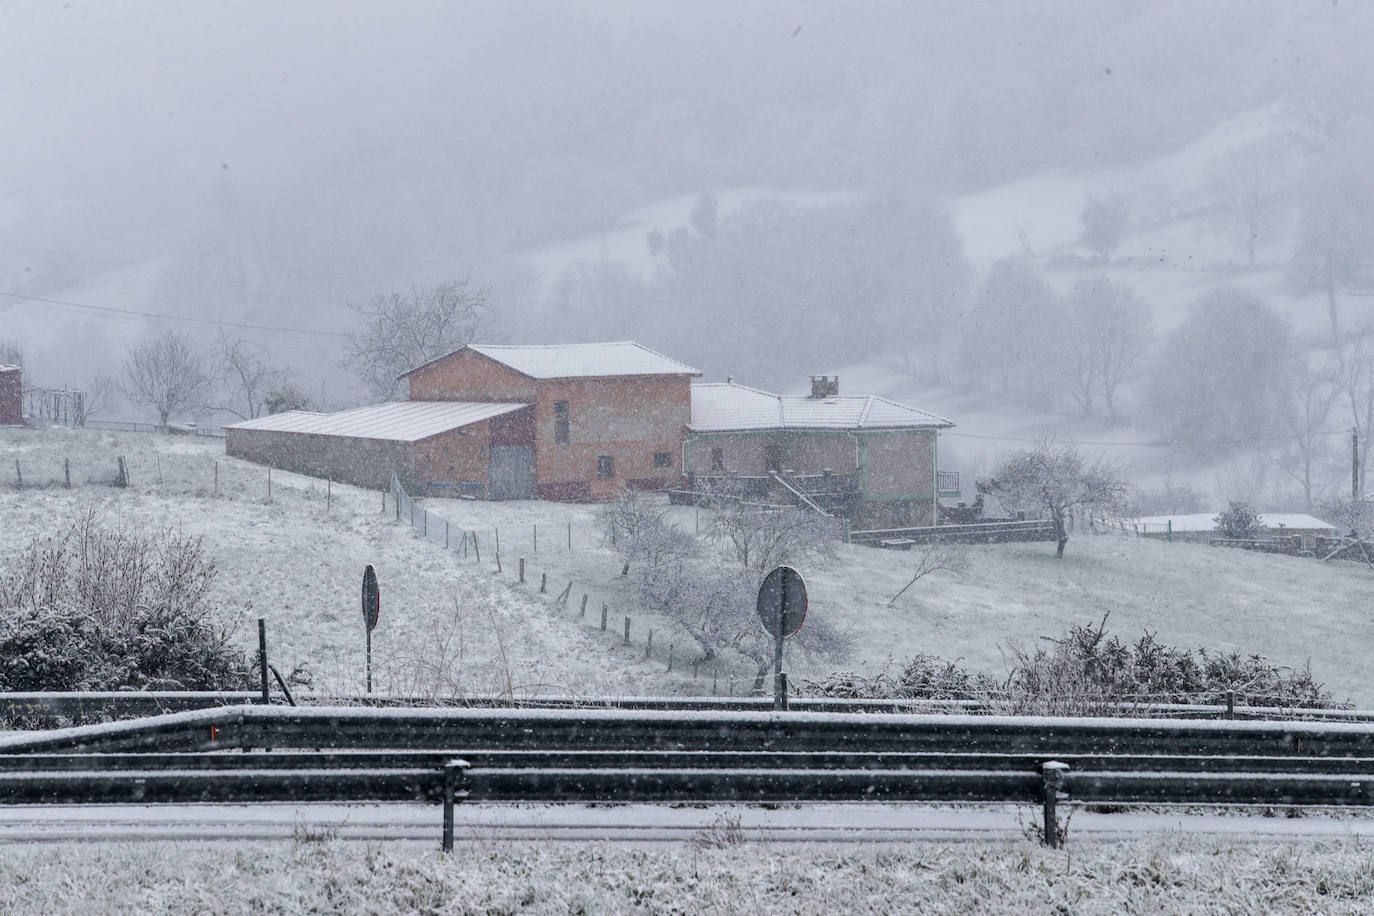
2,802,1373,845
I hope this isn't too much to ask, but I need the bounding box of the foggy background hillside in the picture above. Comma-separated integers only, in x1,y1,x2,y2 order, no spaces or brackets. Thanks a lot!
4,0,1374,510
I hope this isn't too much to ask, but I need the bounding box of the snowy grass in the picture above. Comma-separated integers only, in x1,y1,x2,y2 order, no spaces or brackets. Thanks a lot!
5,836,1374,914
4,425,1373,704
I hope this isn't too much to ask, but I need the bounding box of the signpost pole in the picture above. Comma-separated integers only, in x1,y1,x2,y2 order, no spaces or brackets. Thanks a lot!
773,620,786,711
362,565,381,696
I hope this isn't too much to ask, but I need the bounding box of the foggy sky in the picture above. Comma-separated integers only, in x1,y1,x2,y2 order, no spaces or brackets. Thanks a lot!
2,0,1372,398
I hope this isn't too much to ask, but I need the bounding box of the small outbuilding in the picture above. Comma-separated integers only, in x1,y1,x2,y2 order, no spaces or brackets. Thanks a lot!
224,400,533,497
0,365,20,426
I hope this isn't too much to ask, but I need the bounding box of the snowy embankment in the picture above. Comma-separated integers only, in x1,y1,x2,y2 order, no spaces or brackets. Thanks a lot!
4,835,1374,914
4,425,1373,704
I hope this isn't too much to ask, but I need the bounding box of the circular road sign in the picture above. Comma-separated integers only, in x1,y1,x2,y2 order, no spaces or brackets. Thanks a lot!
362,564,380,632
756,565,807,639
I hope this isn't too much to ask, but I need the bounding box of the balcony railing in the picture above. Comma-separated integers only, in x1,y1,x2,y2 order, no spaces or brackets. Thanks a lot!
936,470,960,496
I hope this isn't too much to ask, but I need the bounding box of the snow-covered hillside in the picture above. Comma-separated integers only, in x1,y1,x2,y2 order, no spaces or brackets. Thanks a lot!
3,427,1371,704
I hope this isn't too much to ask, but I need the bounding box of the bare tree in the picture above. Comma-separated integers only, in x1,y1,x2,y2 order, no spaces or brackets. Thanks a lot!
1205,139,1291,268
119,330,210,429
1338,331,1374,497
706,499,838,572
986,438,1133,558
74,374,113,426
1079,194,1129,262
1289,149,1374,344
1066,276,1152,421
0,339,22,367
1276,358,1339,512
206,331,285,421
887,539,969,606
344,279,494,400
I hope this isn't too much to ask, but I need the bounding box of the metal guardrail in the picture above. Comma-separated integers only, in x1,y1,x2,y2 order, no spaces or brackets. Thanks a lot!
0,691,1360,722
6,706,1374,849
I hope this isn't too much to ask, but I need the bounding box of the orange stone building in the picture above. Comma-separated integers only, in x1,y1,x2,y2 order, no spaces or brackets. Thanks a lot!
401,342,700,500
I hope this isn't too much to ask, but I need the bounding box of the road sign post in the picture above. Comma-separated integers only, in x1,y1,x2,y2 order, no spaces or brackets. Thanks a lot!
756,565,807,711
362,565,380,694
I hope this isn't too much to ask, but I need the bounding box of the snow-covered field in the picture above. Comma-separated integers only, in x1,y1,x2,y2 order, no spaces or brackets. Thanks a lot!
4,426,1373,705
5,834,1374,914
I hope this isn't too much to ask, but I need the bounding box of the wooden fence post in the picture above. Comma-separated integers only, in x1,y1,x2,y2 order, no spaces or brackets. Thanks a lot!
645,629,653,657
518,557,525,584
601,603,608,631
624,616,631,644
580,594,588,618
540,572,547,593
667,643,674,672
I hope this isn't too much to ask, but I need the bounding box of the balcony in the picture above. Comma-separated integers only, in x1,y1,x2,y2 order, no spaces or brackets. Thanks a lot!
937,470,961,498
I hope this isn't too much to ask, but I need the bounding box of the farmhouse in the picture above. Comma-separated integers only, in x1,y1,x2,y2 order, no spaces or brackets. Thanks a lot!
682,376,958,528
226,341,700,499
224,342,957,521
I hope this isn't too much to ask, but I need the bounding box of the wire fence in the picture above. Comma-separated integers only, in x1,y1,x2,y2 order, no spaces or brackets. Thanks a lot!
386,473,770,697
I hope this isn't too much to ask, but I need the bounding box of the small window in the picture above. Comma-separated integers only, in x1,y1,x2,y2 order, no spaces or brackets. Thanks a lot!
653,452,672,468
710,447,725,472
597,455,615,479
554,401,570,443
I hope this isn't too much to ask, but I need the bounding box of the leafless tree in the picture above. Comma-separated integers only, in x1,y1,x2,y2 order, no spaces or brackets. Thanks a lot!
1066,276,1152,421
0,338,22,368
887,539,969,605
1079,194,1129,262
1276,357,1339,512
706,499,838,572
73,374,113,426
1205,139,1291,268
986,438,1133,558
119,330,210,429
344,279,494,400
598,486,699,577
206,331,286,421
1338,331,1374,497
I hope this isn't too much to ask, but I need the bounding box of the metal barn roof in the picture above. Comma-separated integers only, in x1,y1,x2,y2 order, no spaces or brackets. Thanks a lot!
1134,513,1339,533
689,382,953,432
401,342,701,380
223,401,529,443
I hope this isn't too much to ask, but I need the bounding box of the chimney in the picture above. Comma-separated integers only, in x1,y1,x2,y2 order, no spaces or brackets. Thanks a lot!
809,375,838,399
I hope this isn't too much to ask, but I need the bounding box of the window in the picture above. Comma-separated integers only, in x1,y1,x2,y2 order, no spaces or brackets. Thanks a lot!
710,447,724,472
653,451,672,468
554,400,570,443
597,455,615,479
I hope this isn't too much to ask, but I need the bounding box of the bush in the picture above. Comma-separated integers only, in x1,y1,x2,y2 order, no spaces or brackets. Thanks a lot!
806,614,1337,713
1214,500,1262,539
0,507,249,691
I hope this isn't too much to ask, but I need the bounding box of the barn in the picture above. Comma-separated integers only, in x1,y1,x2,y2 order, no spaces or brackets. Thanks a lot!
401,342,700,500
0,365,19,426
683,376,957,528
224,400,533,496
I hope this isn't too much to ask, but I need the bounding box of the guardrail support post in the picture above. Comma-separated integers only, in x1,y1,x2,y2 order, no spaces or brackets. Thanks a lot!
1041,760,1069,848
441,758,469,853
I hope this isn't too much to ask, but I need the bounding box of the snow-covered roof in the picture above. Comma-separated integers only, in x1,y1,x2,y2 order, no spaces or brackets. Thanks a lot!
0,364,19,372
1135,513,1339,533
401,341,701,380
689,381,953,432
223,401,528,442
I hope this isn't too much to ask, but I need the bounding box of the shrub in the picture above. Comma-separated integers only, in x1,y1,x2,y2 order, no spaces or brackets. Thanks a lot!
1214,500,1262,539
806,614,1337,713
0,507,249,692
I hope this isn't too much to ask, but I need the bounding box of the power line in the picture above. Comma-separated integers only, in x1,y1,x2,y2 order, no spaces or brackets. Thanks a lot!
0,290,350,340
